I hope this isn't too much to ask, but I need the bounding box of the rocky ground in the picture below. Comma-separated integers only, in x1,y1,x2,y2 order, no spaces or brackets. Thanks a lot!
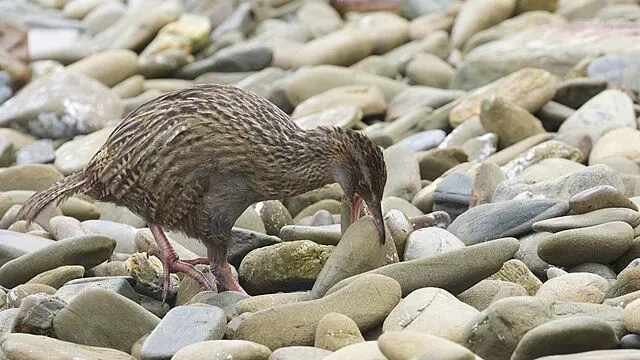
1,0,640,359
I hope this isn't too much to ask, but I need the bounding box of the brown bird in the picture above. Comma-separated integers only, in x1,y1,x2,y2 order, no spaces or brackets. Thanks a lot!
18,83,388,300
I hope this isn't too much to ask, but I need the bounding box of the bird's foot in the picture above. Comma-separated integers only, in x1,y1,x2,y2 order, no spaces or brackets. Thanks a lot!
160,255,216,303
212,261,247,294
149,225,216,303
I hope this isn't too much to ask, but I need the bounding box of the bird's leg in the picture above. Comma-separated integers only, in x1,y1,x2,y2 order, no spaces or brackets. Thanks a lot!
211,260,246,294
149,225,216,302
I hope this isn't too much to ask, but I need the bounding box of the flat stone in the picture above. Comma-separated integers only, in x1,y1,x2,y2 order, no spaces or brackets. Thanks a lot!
26,265,85,289
378,331,478,360
279,225,341,246
234,274,401,350
55,276,139,303
187,291,249,320
558,89,636,143
395,130,446,152
176,42,273,79
140,305,226,359
0,230,55,267
314,312,364,351
492,164,626,202
382,287,479,343
326,237,520,297
536,273,610,303
0,235,116,288
447,198,569,245
533,208,640,233
284,65,408,106
53,288,159,353
449,68,557,128
311,216,398,298
235,292,312,315
510,316,618,360
537,221,634,267
292,85,386,119
172,340,271,360
0,333,136,360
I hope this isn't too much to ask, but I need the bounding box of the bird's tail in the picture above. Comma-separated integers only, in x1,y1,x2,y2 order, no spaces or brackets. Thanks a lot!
18,172,89,226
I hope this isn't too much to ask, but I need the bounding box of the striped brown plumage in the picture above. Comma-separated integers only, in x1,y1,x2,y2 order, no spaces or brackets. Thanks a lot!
17,83,387,294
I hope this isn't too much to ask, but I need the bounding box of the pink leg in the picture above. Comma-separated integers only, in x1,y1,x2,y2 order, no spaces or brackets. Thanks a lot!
211,261,246,294
149,225,215,302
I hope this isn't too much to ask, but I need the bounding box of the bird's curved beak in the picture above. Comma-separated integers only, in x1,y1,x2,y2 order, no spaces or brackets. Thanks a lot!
366,199,386,245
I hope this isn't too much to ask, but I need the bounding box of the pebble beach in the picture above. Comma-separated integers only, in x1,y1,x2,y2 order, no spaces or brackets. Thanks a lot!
2,0,640,359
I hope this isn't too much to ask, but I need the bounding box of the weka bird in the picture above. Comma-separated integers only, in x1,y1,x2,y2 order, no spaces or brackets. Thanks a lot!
18,84,388,299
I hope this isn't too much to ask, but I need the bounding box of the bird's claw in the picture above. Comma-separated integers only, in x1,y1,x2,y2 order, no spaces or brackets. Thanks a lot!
160,255,216,304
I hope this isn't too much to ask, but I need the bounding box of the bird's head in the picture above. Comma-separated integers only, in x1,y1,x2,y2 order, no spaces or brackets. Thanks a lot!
331,130,388,244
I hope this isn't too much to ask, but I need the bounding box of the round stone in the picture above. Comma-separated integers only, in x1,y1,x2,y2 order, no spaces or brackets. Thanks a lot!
314,313,364,351
510,316,618,360
569,185,638,214
537,221,634,267
535,273,610,304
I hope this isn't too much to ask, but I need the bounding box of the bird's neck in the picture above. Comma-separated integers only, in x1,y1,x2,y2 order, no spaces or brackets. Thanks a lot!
258,126,351,199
